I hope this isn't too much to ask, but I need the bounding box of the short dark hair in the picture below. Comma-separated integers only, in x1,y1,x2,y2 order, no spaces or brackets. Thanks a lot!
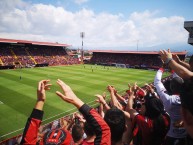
180,78,193,115
84,122,95,137
163,79,172,95
170,77,183,94
104,107,125,143
72,124,84,143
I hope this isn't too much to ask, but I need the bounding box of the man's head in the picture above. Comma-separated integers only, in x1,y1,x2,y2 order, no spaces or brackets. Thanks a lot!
163,79,172,95
180,78,193,138
104,107,125,143
72,124,84,144
84,122,95,137
170,77,184,94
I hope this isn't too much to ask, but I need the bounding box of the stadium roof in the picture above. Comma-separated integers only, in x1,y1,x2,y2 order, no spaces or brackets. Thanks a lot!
0,38,70,47
184,21,193,46
184,21,193,32
91,50,187,55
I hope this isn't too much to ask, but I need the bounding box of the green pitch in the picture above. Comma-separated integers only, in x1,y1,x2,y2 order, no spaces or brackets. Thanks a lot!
0,64,168,141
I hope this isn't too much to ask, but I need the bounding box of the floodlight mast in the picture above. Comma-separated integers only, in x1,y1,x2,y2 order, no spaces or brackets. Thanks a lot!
80,32,85,63
137,40,139,51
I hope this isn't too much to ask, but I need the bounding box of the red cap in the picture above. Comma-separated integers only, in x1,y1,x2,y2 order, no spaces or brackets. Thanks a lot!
137,90,145,98
126,89,130,94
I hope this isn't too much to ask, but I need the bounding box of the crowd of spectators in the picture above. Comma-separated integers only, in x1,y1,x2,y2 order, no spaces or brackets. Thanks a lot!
0,46,80,68
90,52,185,70
90,53,163,68
6,51,187,145
0,47,17,66
1,49,193,145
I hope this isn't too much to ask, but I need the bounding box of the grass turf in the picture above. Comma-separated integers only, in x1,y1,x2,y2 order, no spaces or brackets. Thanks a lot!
0,64,168,141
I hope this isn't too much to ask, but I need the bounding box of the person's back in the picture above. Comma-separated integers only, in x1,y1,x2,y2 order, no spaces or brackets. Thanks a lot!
82,122,96,145
127,90,170,145
154,68,186,145
133,114,169,145
135,95,170,145
104,107,126,145
180,79,193,145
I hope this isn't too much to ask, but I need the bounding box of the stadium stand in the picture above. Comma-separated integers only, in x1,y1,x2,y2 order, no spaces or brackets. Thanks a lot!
90,50,186,70
0,38,80,69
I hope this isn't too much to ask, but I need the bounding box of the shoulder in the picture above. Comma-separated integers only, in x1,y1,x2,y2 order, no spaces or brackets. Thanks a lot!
134,114,147,123
134,115,153,125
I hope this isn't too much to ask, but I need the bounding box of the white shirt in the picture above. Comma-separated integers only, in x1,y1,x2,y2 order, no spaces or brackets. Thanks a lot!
154,69,186,138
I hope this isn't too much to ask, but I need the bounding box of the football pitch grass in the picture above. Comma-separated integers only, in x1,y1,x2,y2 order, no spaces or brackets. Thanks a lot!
0,64,168,141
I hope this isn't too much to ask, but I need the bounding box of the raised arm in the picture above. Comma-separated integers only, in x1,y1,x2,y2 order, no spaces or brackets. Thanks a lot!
56,79,84,108
173,54,191,70
159,49,193,79
125,90,138,119
21,80,51,145
107,85,123,110
114,91,126,102
95,94,111,111
56,79,111,145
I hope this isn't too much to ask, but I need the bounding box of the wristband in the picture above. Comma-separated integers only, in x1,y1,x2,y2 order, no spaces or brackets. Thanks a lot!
159,68,164,72
165,58,173,65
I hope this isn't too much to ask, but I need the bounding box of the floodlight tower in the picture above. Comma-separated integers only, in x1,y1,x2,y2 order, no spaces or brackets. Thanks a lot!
137,39,139,51
80,32,85,63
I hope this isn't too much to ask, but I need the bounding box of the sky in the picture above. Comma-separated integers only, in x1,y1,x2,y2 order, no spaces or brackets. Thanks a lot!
0,0,193,54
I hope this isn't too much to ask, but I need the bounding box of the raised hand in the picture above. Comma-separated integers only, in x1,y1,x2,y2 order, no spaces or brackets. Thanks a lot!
37,80,51,102
107,85,116,93
95,94,106,105
173,54,181,63
35,80,51,110
159,49,172,63
133,82,138,91
56,79,84,108
102,92,106,99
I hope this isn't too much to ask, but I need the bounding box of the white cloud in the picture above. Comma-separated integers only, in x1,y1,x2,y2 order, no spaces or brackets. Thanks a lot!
0,1,188,50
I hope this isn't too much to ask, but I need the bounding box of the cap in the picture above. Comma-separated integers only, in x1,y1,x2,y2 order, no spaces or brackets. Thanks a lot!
42,128,74,145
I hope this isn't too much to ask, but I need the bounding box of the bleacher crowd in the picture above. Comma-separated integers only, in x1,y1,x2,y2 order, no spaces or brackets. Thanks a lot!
90,52,186,70
0,46,80,67
91,53,163,69
1,49,193,145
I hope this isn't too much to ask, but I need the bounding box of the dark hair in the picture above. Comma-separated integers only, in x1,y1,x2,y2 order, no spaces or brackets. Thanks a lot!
163,79,172,95
152,114,170,145
104,107,125,143
144,95,169,145
180,78,193,115
72,124,84,143
170,77,183,94
84,122,95,137
144,96,165,119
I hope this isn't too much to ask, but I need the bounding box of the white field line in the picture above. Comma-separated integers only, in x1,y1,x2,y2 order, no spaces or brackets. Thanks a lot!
0,101,4,104
0,99,100,139
0,77,155,139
